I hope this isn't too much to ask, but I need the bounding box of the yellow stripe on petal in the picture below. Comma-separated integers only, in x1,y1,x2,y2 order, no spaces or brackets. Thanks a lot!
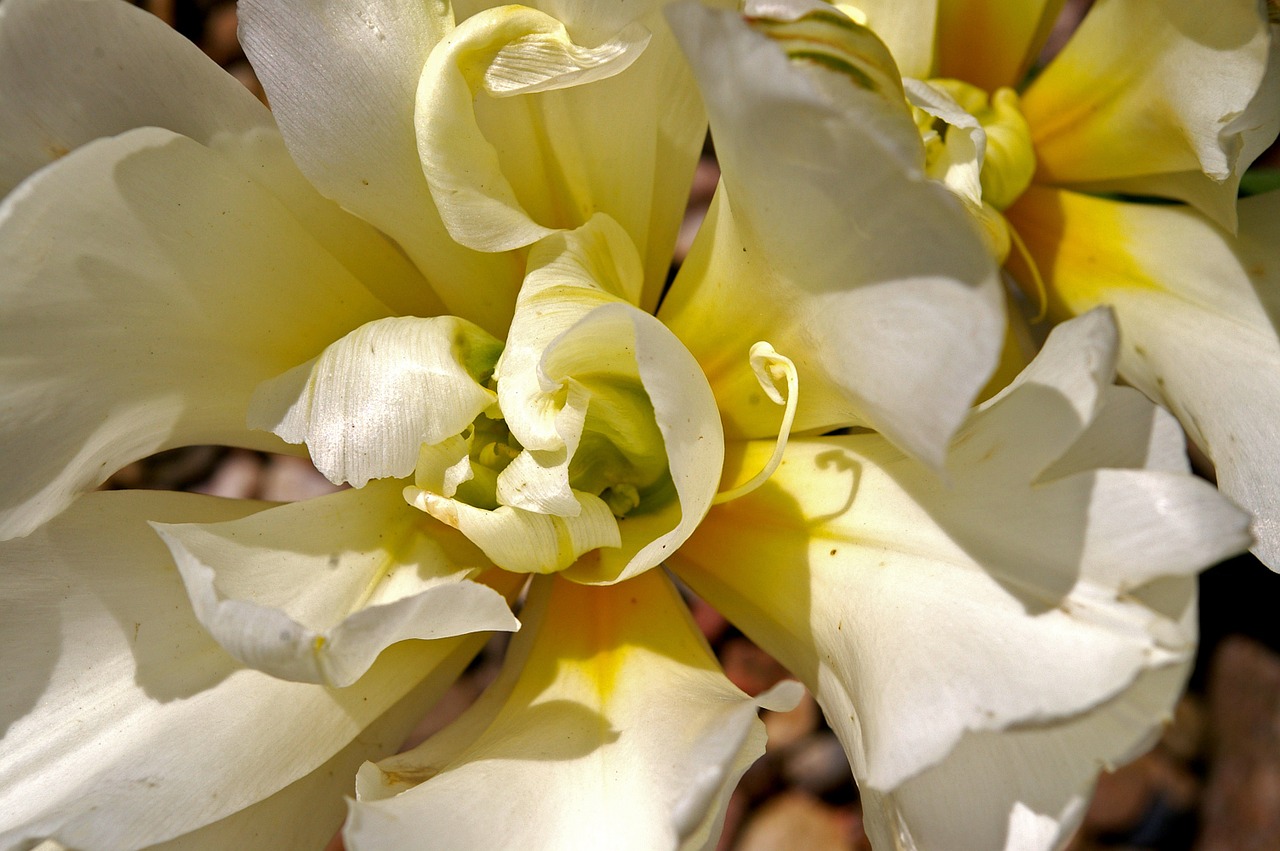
1005,186,1162,314
1008,188,1280,570
347,572,800,850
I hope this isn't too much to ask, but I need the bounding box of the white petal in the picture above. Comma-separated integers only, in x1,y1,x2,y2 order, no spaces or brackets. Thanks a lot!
415,6,638,252
559,304,725,584
661,4,1003,467
0,127,401,541
417,4,706,308
250,316,503,488
153,481,520,687
0,491,490,849
409,487,622,575
671,313,1247,795
1010,185,1280,569
860,659,1193,850
346,572,801,851
237,0,523,334
494,214,642,508
0,0,268,195
827,0,938,78
149,646,463,851
1023,0,1275,231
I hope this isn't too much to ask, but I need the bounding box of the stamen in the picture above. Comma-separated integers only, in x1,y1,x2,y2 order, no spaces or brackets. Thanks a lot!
713,342,800,505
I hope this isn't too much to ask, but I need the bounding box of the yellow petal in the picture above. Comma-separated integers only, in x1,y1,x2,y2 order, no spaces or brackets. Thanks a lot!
347,572,800,850
934,0,1067,91
1022,0,1274,229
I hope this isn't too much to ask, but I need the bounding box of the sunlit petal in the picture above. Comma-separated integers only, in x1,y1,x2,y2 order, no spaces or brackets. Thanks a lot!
1022,0,1274,231
1010,184,1280,569
672,312,1246,799
153,481,520,687
0,491,489,849
346,572,801,851
250,316,503,488
237,0,523,334
0,128,401,541
661,3,1003,467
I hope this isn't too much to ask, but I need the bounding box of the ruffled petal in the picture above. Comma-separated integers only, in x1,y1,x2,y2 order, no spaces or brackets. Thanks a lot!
661,3,1003,467
670,312,1247,799
861,659,1194,850
0,491,491,849
934,0,1067,91
409,486,622,575
494,213,642,504
0,127,403,541
250,316,503,488
1022,0,1275,231
0,0,267,195
557,304,724,584
1009,184,1280,570
417,3,706,309
237,0,523,334
152,481,520,687
345,571,802,851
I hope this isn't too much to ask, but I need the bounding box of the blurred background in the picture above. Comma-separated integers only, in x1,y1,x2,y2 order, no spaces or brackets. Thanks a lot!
109,1,1280,847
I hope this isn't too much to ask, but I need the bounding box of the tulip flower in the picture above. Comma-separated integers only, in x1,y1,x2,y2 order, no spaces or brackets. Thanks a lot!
0,1,1251,849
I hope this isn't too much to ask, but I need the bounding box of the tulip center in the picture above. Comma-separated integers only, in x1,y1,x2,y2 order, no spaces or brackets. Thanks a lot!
907,77,1036,262
402,333,677,577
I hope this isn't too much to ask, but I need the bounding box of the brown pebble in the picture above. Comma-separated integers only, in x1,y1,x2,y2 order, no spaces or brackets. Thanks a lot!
1198,636,1280,851
782,732,853,795
259,454,344,502
720,638,790,697
763,689,819,752
735,791,853,851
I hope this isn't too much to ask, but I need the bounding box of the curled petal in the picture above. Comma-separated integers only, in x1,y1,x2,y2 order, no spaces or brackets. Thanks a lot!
559,304,725,585
0,491,489,849
408,486,621,575
153,481,521,687
826,0,939,78
249,316,503,488
346,572,801,851
416,4,705,307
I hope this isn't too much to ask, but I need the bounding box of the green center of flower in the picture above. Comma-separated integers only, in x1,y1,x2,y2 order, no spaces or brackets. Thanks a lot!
401,351,677,577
